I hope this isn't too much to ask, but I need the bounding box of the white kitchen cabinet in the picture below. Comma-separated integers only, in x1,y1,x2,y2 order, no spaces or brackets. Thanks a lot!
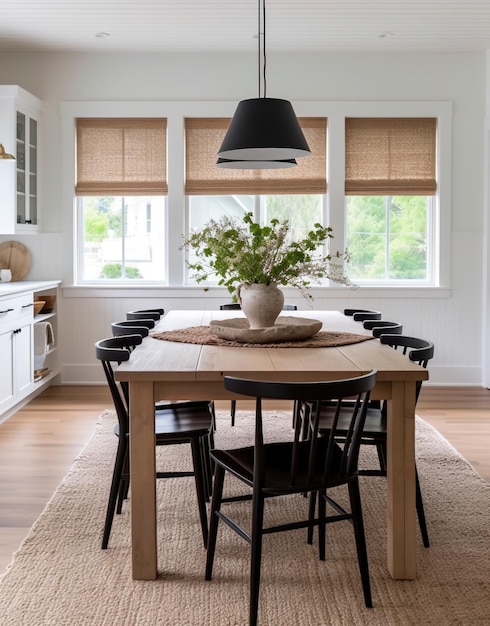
0,85,42,234
0,280,60,421
0,293,34,414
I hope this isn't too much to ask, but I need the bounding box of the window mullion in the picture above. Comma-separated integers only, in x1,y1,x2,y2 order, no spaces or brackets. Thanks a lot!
386,196,391,280
121,197,127,276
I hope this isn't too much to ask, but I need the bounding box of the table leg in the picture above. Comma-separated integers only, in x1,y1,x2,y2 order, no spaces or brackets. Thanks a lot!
129,381,157,580
386,380,417,579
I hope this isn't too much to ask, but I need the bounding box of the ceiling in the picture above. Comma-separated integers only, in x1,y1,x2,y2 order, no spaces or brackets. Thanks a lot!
1,1,490,54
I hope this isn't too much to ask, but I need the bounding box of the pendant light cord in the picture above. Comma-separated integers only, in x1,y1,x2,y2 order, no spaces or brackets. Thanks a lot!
258,0,267,98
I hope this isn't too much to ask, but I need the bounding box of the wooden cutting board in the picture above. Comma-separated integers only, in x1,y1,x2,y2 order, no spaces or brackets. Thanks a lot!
0,240,32,281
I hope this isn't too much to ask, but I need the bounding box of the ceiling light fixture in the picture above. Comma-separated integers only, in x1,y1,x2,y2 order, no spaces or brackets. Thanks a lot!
217,0,310,169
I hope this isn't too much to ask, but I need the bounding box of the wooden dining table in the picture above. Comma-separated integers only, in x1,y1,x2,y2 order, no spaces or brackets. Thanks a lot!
114,309,428,582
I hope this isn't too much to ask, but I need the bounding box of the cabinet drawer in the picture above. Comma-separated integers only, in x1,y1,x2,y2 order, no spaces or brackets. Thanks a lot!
0,294,34,327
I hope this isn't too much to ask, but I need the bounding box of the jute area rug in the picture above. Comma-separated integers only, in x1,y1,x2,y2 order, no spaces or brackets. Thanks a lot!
1,410,489,626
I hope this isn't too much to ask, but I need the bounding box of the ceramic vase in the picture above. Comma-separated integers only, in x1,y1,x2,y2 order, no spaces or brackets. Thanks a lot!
237,282,285,329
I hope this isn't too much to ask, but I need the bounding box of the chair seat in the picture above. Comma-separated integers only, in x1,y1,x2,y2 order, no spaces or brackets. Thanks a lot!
211,438,348,494
319,406,386,439
114,401,213,440
155,403,213,440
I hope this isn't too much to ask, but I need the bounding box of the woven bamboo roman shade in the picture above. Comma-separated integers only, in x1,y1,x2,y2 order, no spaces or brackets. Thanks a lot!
185,117,326,195
76,118,167,195
345,118,437,195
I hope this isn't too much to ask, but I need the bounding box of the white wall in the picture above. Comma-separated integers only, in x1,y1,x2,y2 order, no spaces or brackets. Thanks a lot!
0,51,486,385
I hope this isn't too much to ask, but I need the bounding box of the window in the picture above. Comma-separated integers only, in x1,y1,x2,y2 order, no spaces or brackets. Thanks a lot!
64,101,449,289
344,118,437,283
346,195,433,281
75,118,167,283
78,195,166,281
184,117,327,285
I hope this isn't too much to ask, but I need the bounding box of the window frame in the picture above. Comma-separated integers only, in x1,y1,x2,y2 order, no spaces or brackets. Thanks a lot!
61,100,451,293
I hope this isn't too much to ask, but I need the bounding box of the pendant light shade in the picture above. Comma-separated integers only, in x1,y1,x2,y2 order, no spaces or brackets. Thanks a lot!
217,156,297,170
217,98,310,162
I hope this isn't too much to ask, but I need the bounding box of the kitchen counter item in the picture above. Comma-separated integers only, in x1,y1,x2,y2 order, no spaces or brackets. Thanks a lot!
0,241,31,281
34,300,46,316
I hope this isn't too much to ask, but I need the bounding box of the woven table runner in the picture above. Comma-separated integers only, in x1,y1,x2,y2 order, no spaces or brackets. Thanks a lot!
151,325,374,348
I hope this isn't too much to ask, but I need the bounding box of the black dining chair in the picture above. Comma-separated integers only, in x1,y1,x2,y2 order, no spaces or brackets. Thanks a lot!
352,311,383,322
220,302,298,426
315,335,434,548
220,303,298,312
363,319,403,338
205,370,377,626
95,334,215,550
126,308,164,321
111,319,154,337
344,308,382,321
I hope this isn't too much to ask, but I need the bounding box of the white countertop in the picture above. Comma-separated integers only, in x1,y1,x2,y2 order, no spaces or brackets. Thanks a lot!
0,280,61,298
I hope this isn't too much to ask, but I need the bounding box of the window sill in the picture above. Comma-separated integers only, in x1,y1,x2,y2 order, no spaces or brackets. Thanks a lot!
62,284,451,300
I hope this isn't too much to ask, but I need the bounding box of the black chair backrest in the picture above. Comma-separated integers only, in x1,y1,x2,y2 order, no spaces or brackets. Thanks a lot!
112,319,154,337
371,324,402,338
223,370,377,488
126,308,164,321
220,303,241,310
344,308,381,319
352,311,382,322
363,320,403,338
379,334,434,399
220,303,298,311
95,335,142,432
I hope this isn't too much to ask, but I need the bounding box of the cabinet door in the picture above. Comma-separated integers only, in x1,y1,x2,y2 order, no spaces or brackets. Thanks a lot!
13,320,33,396
16,110,39,229
0,328,14,413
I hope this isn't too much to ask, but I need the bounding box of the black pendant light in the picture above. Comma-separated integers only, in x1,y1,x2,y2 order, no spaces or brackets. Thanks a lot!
217,0,310,169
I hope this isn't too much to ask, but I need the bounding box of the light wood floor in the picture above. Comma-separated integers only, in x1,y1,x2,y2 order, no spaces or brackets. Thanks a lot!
0,384,489,574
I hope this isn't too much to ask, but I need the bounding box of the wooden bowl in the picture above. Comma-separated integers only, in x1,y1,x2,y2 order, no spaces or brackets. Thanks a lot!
40,295,56,313
34,300,46,316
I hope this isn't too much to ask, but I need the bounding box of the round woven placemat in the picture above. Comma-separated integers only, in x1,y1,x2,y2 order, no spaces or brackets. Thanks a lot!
151,325,374,348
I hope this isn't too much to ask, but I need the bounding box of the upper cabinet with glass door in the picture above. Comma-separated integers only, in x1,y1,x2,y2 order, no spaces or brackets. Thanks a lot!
0,86,41,234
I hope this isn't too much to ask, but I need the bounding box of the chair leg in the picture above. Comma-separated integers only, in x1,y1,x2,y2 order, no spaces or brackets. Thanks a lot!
116,447,130,514
190,438,209,548
348,478,373,608
199,435,213,502
307,491,317,545
375,441,387,472
230,400,236,426
415,465,430,548
317,489,327,561
249,492,265,626
205,464,225,581
102,438,127,549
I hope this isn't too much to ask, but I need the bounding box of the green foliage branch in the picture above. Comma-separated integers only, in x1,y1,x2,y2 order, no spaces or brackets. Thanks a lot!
182,212,354,301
